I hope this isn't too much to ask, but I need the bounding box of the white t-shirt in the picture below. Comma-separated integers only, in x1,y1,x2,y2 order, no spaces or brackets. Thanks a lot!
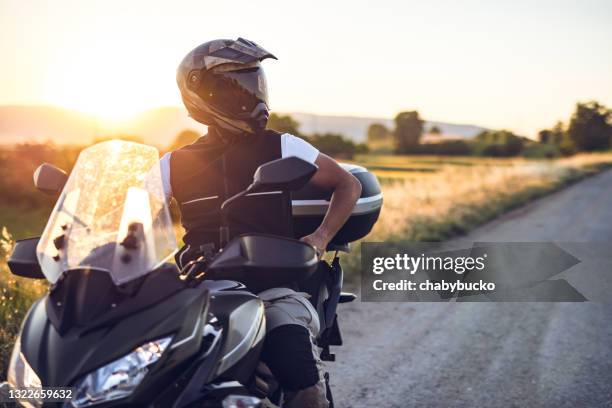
159,133,319,200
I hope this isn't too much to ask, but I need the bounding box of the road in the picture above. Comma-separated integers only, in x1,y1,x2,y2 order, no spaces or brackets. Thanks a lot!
328,169,612,408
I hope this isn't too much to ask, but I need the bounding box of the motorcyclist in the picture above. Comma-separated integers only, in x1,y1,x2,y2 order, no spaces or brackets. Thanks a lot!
162,38,361,407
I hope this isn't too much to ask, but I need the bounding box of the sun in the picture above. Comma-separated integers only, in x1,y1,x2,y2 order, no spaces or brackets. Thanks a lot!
43,39,174,125
51,75,155,125
80,98,146,124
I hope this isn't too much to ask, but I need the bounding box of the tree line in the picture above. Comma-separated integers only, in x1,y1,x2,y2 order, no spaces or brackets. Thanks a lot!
365,100,612,157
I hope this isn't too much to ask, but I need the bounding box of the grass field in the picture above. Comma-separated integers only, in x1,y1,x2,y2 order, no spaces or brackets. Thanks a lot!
2,152,612,377
354,152,612,240
334,152,612,274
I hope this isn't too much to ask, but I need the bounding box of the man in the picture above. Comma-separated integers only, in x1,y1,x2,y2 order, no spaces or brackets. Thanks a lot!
163,38,361,407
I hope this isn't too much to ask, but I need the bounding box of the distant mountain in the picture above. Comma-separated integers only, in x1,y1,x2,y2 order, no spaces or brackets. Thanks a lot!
0,106,97,145
290,112,488,142
0,105,487,146
0,105,206,147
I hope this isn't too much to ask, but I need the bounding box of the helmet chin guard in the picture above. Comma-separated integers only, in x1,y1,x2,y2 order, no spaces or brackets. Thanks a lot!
249,102,271,132
177,38,276,134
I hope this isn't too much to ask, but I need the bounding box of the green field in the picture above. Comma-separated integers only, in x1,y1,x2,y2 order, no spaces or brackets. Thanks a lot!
2,152,612,377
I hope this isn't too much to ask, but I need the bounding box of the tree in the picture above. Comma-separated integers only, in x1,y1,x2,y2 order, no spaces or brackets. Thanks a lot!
538,129,552,144
550,121,566,145
393,111,424,154
537,121,575,155
267,113,302,136
167,129,200,152
567,101,612,151
474,130,525,156
308,133,366,159
366,123,390,142
429,125,442,135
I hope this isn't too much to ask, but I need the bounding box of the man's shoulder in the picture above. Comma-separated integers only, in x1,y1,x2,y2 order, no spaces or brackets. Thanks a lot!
279,133,319,163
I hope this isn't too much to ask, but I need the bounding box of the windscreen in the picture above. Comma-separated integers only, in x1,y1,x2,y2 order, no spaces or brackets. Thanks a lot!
36,140,177,285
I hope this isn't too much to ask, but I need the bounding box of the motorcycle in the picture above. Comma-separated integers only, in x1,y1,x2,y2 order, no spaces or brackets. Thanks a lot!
0,140,382,407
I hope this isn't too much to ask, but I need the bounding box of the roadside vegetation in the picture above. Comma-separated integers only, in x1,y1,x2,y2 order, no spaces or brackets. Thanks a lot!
336,152,612,276
0,228,46,377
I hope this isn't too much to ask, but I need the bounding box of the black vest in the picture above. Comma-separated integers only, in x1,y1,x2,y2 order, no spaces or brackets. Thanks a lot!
170,128,293,251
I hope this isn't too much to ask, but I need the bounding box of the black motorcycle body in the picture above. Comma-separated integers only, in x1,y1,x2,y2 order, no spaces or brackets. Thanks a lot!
1,144,382,408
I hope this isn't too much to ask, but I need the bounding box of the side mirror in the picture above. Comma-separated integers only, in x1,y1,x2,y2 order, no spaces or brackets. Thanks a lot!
33,163,68,195
249,156,318,194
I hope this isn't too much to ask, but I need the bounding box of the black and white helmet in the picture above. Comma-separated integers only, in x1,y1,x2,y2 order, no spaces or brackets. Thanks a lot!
177,38,277,134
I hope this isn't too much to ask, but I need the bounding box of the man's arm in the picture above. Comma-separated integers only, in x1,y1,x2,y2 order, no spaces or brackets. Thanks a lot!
299,153,362,256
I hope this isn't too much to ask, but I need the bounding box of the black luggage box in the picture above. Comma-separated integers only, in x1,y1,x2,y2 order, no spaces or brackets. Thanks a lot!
291,163,383,246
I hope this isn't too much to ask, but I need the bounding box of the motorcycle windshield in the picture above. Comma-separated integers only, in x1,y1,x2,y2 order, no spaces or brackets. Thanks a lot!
37,140,178,285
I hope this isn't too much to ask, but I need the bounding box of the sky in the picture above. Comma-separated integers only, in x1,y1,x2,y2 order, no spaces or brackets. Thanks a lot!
1,0,611,137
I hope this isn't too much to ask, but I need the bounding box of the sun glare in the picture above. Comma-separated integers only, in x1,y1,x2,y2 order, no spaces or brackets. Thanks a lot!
51,75,157,125
43,37,176,126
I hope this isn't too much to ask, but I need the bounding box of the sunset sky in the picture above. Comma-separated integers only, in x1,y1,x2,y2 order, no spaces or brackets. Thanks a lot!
1,0,611,137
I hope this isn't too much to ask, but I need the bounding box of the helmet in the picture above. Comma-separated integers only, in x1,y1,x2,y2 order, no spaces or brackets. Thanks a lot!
177,38,277,134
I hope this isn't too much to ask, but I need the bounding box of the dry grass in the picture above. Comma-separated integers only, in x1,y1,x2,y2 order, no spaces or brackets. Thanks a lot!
362,153,612,240
337,152,612,275
0,228,46,378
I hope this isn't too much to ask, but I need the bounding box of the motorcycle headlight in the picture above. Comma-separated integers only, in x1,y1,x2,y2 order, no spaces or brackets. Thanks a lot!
71,336,172,407
7,335,42,389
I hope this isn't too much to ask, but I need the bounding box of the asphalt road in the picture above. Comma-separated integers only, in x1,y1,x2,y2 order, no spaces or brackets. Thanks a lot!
329,169,612,408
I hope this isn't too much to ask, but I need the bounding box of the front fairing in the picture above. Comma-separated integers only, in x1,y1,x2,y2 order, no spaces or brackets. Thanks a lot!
45,264,184,335
18,279,208,402
16,277,268,407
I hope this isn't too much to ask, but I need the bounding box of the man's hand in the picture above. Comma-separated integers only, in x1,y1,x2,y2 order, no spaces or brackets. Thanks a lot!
300,231,329,259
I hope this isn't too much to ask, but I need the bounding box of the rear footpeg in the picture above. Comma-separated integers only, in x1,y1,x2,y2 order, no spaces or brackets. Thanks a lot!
339,292,356,303
320,346,336,362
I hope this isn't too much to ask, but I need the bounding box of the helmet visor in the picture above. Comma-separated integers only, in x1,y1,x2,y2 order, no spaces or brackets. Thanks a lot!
198,66,269,117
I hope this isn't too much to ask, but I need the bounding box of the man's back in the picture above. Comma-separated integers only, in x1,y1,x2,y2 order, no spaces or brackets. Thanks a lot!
161,128,320,261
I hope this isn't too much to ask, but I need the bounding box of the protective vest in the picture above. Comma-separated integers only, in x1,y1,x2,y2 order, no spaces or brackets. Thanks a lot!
169,128,293,254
